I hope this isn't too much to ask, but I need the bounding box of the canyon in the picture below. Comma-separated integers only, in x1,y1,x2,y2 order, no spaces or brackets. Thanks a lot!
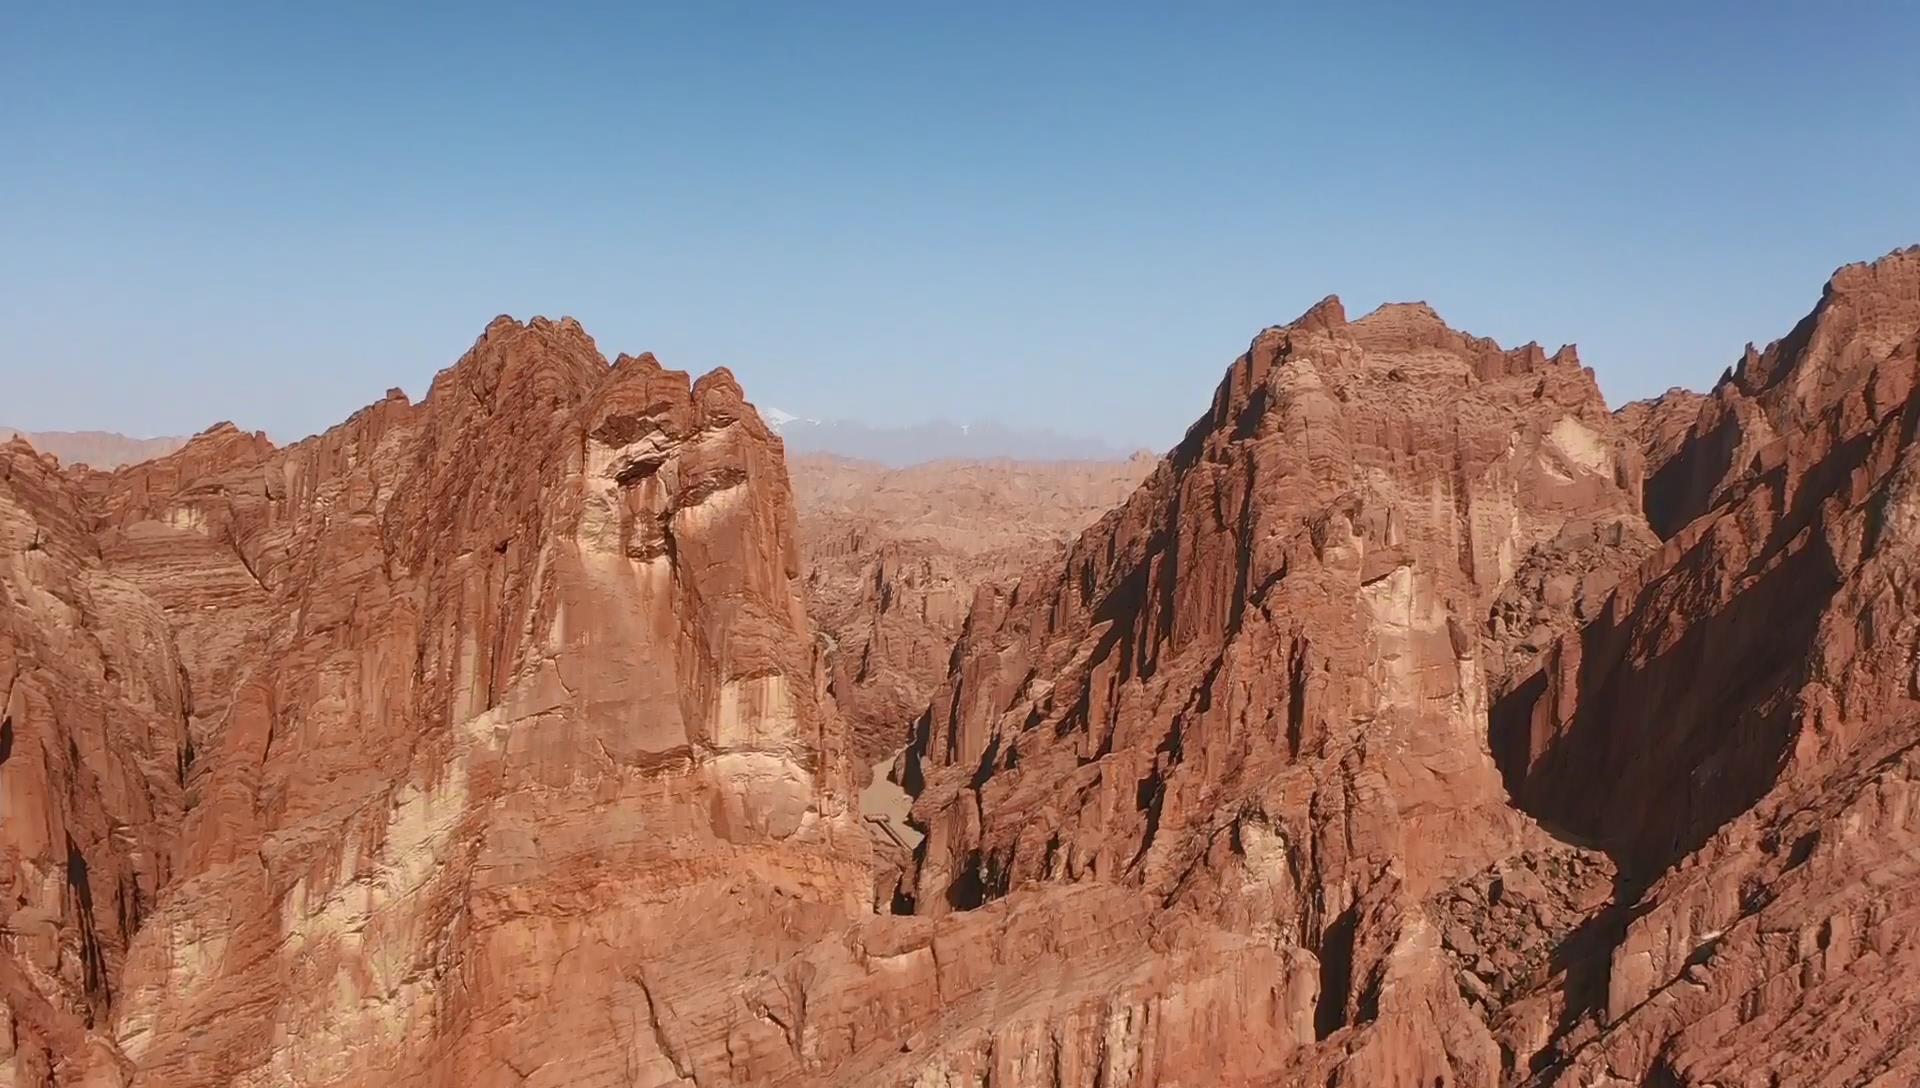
792,453,1152,769
2,245,1917,1086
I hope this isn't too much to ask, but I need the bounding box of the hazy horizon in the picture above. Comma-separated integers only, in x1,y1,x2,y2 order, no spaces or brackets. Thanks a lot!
5,5,1917,447
0,271,1906,449
1,399,1151,459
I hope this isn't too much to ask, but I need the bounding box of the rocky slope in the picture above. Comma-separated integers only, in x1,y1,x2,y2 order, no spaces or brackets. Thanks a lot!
0,315,1375,1088
5,247,1920,1086
898,295,1656,1084
1497,245,1920,1084
3,318,872,1086
791,453,1152,769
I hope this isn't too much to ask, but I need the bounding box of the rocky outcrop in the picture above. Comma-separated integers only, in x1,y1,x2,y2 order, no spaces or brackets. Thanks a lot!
1614,390,1707,482
9,247,1920,1087
0,439,196,1085
1494,245,1920,1084
7,312,1435,1088
3,318,871,1086
896,296,1650,1084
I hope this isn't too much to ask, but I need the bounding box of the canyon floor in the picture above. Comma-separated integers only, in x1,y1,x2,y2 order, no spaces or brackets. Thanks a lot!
3,246,1919,1086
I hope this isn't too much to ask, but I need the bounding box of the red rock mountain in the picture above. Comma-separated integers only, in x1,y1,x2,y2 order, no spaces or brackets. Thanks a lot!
3,319,869,1086
897,295,1653,1084
1496,246,1920,1084
3,247,1919,1086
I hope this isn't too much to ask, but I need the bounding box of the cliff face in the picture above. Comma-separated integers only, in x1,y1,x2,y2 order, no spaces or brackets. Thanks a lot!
0,439,199,1085
3,317,869,1086
1498,246,1920,1085
897,296,1653,1084
6,248,1920,1087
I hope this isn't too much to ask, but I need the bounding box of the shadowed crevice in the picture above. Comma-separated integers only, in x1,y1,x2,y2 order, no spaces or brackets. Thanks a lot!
1314,906,1359,1040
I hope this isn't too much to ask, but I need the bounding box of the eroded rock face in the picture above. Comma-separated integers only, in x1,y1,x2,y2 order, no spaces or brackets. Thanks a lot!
8,248,1920,1087
5,300,1649,1087
895,296,1649,1085
792,455,1155,902
3,318,870,1087
0,439,200,1086
1496,246,1920,1085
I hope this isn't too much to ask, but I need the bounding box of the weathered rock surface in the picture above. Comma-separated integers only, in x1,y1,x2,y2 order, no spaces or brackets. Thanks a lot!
1613,389,1708,489
7,313,1471,1088
0,437,199,1086
1496,245,1920,1085
8,247,1920,1087
898,296,1649,1084
4,318,873,1086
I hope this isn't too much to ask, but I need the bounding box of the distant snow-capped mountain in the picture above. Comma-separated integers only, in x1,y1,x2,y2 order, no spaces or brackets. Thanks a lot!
761,406,815,429
758,409,1136,466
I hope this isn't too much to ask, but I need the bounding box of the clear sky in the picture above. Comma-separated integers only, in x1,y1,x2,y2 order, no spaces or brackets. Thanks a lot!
3,3,1916,448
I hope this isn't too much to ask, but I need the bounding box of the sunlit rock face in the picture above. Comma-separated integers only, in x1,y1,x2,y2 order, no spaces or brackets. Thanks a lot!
6,247,1920,1088
896,294,1650,1085
2,318,870,1087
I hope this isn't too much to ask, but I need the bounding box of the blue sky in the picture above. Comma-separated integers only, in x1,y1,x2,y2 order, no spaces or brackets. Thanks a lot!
2,3,1915,447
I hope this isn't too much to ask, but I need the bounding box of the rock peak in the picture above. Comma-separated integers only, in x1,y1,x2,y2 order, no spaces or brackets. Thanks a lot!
2,432,43,458
1290,294,1347,331
1824,242,1920,299
1355,299,1445,325
9,250,1919,1086
1348,300,1473,358
902,244,1649,1085
1723,241,1920,411
0,309,864,1085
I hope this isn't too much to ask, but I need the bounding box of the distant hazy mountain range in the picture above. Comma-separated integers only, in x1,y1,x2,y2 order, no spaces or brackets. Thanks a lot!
764,410,1137,465
0,425,187,469
1,411,1137,471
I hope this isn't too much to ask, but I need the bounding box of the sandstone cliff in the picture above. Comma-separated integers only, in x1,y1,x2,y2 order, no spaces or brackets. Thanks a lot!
896,296,1653,1084
6,248,1920,1086
1498,245,1920,1084
3,318,870,1086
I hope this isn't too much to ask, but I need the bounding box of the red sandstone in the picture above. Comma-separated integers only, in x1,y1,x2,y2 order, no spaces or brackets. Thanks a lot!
2,247,1918,1085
